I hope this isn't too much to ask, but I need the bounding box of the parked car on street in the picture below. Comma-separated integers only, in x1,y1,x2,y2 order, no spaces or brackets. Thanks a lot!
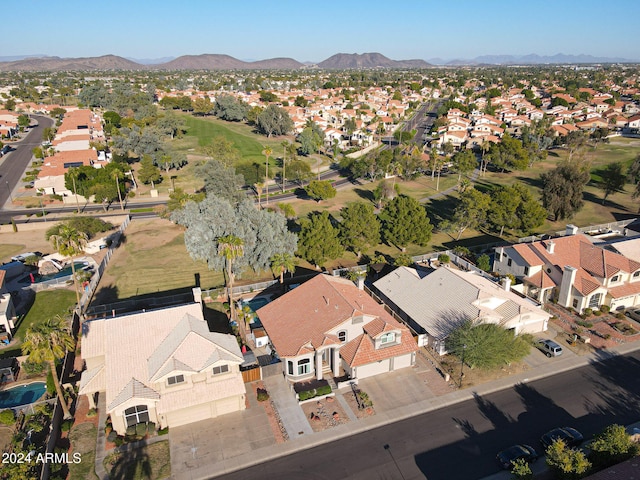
540,427,583,449
536,339,563,357
496,444,538,469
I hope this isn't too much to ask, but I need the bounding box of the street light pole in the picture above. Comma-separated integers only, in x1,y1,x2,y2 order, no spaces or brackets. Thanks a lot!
459,344,467,388
5,181,13,203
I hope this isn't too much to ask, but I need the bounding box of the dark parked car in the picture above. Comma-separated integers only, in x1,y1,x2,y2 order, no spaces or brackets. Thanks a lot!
496,444,538,469
541,427,583,449
625,308,640,322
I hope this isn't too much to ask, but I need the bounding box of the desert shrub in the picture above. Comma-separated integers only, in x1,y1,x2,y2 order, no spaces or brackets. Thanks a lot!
437,254,450,264
61,419,74,432
576,320,593,328
593,310,602,316
600,305,610,313
114,436,125,447
158,427,169,436
107,430,118,443
46,368,55,395
0,409,15,425
358,391,373,407
135,422,147,437
583,308,592,316
256,388,269,402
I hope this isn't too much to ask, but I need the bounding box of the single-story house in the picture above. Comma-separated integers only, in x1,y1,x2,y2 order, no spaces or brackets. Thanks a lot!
373,266,550,355
257,274,419,382
79,289,246,435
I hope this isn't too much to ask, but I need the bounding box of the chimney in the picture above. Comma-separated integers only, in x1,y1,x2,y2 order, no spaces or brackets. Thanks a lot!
192,287,202,305
357,275,365,291
558,266,577,308
503,277,512,292
566,224,579,236
546,241,555,254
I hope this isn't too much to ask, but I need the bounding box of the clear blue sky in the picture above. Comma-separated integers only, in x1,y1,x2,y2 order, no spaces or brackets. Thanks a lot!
6,0,640,61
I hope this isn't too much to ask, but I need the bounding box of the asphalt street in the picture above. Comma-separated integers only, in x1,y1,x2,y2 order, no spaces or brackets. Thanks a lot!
215,350,640,480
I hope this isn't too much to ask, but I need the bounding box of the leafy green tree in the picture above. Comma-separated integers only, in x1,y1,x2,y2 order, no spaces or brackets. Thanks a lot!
213,94,248,121
259,90,278,103
545,439,591,479
628,154,640,211
17,114,30,130
4,98,16,111
156,112,185,139
305,180,336,202
158,152,187,173
486,134,529,172
476,254,491,272
193,96,214,116
393,129,416,144
287,158,313,186
22,316,75,419
443,188,491,240
589,424,640,469
373,179,398,208
201,135,241,166
298,121,325,156
166,187,205,213
599,162,626,204
393,253,413,267
489,184,546,236
340,202,381,258
294,95,308,107
137,155,162,187
196,159,245,202
103,111,122,128
256,105,293,137
541,162,591,220
446,320,531,370
379,195,432,251
297,211,343,268
172,194,298,284
451,150,477,182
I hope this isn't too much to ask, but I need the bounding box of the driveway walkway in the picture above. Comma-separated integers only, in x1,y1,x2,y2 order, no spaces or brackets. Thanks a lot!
263,375,313,438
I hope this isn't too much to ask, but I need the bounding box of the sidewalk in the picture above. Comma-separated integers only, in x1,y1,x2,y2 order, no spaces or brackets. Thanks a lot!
202,340,640,479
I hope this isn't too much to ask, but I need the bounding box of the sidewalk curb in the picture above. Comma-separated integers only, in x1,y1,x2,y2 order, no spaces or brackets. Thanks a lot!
206,341,640,479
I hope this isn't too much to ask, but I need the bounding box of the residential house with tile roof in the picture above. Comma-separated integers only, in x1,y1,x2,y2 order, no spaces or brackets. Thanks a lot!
373,266,549,355
79,292,245,435
256,274,418,382
494,227,640,312
0,271,16,343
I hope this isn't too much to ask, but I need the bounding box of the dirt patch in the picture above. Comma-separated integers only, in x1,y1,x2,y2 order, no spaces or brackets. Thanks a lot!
68,422,99,480
300,396,351,432
440,355,530,389
0,425,13,452
104,440,170,480
341,390,376,419
0,229,52,262
251,382,287,443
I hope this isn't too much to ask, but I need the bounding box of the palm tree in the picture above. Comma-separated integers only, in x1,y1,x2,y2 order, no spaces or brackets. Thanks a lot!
254,182,264,209
263,146,272,205
217,235,244,322
113,169,124,211
22,316,75,419
68,167,81,214
270,253,297,284
49,224,88,309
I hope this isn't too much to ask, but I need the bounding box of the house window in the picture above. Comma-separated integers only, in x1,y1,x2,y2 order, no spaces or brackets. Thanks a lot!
212,364,229,375
297,358,310,375
633,271,640,279
124,405,149,427
338,330,347,343
507,259,512,267
287,361,293,375
166,374,184,386
380,332,395,345
572,299,579,309
589,293,602,309
611,275,620,283
524,266,529,276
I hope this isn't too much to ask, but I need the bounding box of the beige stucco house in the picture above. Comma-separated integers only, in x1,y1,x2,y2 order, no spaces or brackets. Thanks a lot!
79,296,246,435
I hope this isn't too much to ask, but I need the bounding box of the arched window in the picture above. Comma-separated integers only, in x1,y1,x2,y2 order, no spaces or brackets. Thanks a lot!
297,358,311,375
338,330,347,343
124,405,149,427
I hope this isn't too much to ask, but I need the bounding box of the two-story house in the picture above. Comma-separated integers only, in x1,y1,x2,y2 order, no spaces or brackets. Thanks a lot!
494,227,640,313
79,292,245,435
257,274,418,383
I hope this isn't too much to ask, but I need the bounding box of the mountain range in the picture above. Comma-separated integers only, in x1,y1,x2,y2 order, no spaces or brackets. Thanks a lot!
0,52,636,71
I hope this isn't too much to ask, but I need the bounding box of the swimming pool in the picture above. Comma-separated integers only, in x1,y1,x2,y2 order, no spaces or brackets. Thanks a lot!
0,382,46,409
36,262,90,283
243,297,269,311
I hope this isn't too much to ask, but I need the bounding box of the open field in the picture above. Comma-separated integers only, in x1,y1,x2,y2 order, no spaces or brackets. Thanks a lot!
93,218,274,302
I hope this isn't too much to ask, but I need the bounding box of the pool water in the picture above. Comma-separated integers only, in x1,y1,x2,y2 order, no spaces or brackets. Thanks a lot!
35,262,90,283
237,297,270,329
0,382,46,408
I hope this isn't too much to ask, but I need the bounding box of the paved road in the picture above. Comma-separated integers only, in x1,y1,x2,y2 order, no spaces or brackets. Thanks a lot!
0,115,53,208
215,350,640,480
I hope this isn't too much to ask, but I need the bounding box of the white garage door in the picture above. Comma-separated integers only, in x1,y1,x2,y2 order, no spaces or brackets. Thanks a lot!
214,396,241,416
166,403,212,428
393,353,413,370
356,359,390,379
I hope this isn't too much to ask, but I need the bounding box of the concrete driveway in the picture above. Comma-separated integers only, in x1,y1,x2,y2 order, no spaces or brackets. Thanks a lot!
169,390,277,480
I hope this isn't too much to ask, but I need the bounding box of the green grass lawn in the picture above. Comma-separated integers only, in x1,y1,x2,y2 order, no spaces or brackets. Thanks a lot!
103,440,170,480
0,289,76,359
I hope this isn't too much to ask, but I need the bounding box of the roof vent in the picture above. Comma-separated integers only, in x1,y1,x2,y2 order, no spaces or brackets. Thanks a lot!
323,296,329,305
